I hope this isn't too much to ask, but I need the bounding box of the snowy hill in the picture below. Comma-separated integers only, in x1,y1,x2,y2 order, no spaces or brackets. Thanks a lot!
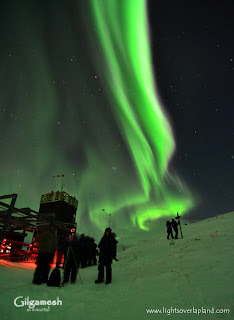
0,212,233,320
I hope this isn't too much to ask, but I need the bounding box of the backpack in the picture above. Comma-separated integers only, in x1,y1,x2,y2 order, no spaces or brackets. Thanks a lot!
47,268,61,287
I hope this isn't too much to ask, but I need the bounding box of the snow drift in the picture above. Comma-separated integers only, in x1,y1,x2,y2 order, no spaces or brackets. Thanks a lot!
0,212,233,320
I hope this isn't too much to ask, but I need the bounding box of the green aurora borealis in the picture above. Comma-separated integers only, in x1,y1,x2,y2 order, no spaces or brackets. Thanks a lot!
1,0,196,232
89,0,195,229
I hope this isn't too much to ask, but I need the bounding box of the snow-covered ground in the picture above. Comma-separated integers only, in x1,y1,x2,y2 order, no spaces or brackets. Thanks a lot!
0,212,233,320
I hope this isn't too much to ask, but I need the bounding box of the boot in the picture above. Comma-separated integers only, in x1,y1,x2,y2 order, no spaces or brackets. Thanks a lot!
95,279,103,283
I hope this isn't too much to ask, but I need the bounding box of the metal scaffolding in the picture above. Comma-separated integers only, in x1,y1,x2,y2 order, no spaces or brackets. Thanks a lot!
0,193,74,244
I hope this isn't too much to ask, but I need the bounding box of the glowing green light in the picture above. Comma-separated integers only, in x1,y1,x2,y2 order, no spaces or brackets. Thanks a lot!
88,0,197,229
0,1,197,232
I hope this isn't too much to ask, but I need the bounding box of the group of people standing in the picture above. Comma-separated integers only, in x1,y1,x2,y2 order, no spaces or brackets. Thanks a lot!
33,227,117,286
60,233,98,270
32,217,182,286
166,218,180,239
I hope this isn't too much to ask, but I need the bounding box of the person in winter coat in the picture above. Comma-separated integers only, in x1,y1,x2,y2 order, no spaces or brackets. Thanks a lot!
79,234,88,268
95,227,117,285
166,221,174,240
63,234,81,284
33,227,57,285
90,238,97,266
86,236,93,267
86,237,98,266
171,219,179,239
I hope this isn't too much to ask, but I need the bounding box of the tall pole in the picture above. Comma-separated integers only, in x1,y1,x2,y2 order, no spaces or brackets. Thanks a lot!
102,209,111,228
176,212,183,239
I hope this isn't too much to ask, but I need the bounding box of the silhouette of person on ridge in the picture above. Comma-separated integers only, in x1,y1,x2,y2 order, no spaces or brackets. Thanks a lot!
166,221,174,240
171,218,179,239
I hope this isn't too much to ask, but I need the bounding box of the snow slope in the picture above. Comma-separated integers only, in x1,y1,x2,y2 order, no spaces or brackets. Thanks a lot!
0,212,233,320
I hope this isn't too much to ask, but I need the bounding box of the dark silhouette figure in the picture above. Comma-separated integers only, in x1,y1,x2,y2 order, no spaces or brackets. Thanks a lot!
87,237,97,266
166,221,174,240
63,234,81,284
79,234,88,268
33,227,57,285
95,228,117,284
86,236,93,266
171,219,179,239
92,238,98,265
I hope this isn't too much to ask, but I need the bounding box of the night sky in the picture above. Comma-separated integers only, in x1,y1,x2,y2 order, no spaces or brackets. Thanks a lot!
0,0,233,233
148,0,234,220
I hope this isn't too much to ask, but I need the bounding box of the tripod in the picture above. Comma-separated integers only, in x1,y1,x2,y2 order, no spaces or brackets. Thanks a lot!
62,245,83,284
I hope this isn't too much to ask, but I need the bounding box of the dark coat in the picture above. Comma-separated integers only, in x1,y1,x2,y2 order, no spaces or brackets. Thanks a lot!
98,234,117,262
91,239,97,255
171,220,178,230
37,229,57,254
64,235,81,264
166,221,172,231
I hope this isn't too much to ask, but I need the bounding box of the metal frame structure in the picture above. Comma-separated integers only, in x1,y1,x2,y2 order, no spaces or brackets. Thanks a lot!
0,193,74,244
